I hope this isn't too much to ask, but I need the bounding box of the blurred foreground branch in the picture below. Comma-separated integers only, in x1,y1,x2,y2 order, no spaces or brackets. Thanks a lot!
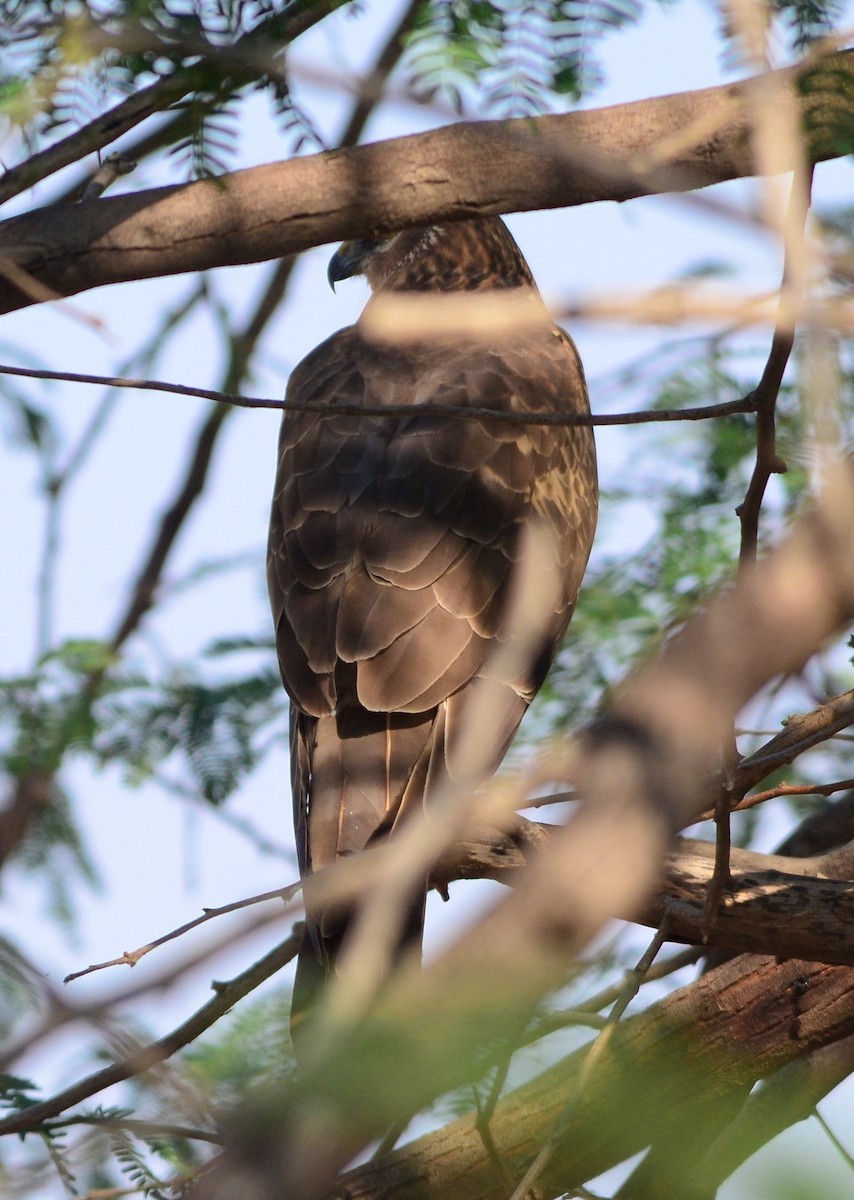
329,953,854,1200
198,460,854,1199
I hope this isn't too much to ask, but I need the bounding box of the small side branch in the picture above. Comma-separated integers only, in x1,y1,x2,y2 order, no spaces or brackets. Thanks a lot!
64,882,301,983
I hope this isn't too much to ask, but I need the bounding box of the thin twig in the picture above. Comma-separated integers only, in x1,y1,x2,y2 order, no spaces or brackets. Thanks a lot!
64,882,301,982
814,1108,854,1172
735,690,854,794
2,909,295,1071
473,1085,515,1190
737,164,815,566
701,168,816,935
0,361,758,426
524,692,854,824
700,751,736,939
473,1015,532,1188
371,1120,408,1160
48,1113,221,1144
735,325,794,563
0,257,113,337
530,949,703,1043
701,776,854,819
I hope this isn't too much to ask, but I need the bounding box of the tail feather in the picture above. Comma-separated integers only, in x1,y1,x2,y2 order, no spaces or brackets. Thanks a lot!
290,705,439,1044
289,676,533,1049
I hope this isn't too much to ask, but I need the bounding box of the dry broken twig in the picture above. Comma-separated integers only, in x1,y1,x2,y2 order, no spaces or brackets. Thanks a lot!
64,881,301,983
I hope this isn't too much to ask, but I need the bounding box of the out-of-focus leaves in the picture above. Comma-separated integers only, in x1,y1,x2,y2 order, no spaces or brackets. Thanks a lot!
403,0,643,114
96,664,285,806
183,986,295,1106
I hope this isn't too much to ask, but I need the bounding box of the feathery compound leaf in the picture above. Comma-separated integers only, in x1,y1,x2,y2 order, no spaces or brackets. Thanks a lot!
403,0,642,112
97,668,285,805
109,1126,169,1198
800,57,854,160
0,1074,41,1112
773,0,845,50
171,86,242,179
266,78,328,155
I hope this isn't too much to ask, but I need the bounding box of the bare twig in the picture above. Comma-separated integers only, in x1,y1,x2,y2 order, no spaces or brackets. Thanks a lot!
472,1014,532,1188
736,167,815,567
700,754,735,939
814,1109,854,1172
701,165,815,937
0,361,759,426
734,689,854,796
64,882,301,983
79,153,137,202
2,908,295,1071
529,948,702,1037
49,1113,221,1144
717,776,854,817
0,256,113,335
517,690,854,824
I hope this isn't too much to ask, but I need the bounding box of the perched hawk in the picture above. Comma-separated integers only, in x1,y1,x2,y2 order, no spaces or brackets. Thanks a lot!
267,216,597,1038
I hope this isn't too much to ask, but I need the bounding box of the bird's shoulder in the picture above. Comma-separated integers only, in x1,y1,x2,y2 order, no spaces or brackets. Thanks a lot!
284,319,590,423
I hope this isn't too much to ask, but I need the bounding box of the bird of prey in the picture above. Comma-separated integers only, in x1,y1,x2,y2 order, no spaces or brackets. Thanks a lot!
267,215,597,1038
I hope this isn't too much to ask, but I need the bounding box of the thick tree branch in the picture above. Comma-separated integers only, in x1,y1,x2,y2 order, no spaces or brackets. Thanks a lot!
447,822,854,965
684,1033,854,1196
1,50,853,314
294,954,854,1200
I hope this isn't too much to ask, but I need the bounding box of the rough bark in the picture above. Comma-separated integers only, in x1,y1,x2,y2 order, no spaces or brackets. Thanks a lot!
447,823,854,965
326,954,854,1200
0,50,852,314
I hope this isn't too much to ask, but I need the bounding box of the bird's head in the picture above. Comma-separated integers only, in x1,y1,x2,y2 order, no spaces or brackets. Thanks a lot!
327,218,536,296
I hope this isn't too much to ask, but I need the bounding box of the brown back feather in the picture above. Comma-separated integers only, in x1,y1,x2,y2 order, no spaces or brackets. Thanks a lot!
267,217,597,1040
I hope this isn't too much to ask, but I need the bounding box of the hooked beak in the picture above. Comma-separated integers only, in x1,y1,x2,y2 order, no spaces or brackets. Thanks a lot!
327,241,371,291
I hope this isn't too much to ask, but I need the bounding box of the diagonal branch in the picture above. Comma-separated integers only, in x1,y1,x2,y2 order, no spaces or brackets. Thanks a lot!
0,0,349,209
447,822,854,965
250,953,854,1200
0,929,300,1137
